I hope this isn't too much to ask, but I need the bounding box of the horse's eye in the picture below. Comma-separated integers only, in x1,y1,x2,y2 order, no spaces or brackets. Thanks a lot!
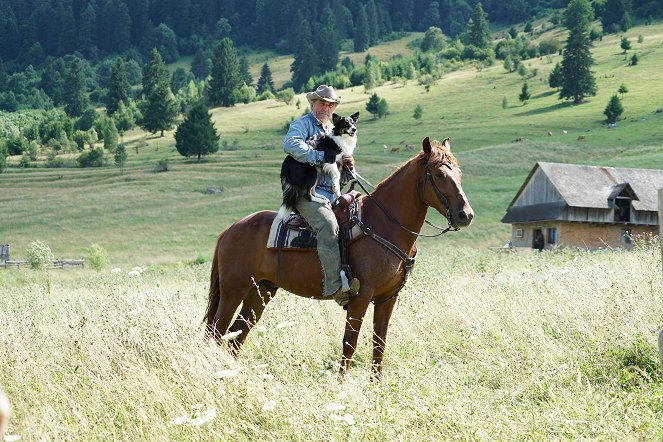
435,170,444,178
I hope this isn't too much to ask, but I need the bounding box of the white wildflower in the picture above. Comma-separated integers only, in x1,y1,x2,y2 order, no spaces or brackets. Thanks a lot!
253,363,269,370
111,268,122,273
323,403,346,412
262,374,274,380
330,414,355,425
214,369,240,379
191,408,216,426
127,270,141,278
220,330,242,341
4,435,22,442
262,400,276,411
169,415,190,425
275,321,295,329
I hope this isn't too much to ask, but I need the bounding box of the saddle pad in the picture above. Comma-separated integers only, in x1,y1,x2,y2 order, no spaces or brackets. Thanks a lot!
267,203,363,250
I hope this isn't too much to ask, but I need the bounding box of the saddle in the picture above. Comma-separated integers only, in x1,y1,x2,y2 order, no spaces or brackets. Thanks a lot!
267,191,362,281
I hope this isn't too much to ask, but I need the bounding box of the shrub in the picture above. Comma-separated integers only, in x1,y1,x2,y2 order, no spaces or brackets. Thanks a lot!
275,88,295,105
27,240,54,270
77,147,106,167
86,243,109,271
154,158,169,173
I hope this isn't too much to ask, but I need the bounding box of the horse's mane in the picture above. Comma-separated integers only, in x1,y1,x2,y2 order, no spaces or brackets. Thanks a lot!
373,139,459,190
426,139,459,167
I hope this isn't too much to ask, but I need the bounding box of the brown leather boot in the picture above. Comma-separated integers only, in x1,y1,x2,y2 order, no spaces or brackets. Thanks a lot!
332,278,360,307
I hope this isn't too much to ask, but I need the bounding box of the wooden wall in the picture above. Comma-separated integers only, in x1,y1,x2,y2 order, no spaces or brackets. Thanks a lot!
659,188,662,274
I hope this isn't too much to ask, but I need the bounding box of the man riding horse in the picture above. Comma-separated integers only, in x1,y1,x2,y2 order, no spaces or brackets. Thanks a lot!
282,85,360,306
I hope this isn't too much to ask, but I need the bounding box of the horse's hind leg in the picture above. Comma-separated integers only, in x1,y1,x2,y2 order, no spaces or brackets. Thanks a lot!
227,281,277,352
209,281,253,347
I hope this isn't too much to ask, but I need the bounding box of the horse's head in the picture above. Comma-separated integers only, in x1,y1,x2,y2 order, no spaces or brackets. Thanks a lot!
420,137,474,229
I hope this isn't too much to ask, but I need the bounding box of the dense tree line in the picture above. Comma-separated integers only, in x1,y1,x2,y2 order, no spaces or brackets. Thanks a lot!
1,0,660,66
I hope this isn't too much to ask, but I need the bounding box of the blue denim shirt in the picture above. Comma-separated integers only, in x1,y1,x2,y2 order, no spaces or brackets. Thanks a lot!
283,112,338,202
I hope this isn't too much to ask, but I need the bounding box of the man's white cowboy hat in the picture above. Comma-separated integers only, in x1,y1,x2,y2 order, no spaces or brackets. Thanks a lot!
306,85,341,105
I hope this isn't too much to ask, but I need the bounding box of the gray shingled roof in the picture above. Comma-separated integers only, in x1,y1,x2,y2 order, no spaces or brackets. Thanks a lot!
537,162,663,211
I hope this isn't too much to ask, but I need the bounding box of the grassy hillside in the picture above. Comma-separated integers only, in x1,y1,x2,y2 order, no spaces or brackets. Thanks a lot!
0,243,660,439
1,23,663,267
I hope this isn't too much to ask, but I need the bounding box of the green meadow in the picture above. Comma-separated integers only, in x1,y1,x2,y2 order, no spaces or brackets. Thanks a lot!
1,21,663,441
2,24,663,265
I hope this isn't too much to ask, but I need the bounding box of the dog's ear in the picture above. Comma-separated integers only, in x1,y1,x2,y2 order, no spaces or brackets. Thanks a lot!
350,112,359,122
332,113,341,125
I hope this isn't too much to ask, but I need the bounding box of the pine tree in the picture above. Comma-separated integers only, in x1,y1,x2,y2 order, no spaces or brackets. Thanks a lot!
603,94,623,123
620,36,631,52
560,0,597,104
468,3,491,49
548,62,563,89
63,58,89,117
174,101,220,162
239,56,253,86
519,82,531,103
114,143,128,174
207,38,241,107
316,25,340,73
366,93,381,118
138,49,179,136
79,4,97,57
413,104,423,121
354,7,370,52
106,58,131,115
290,26,318,92
103,118,119,152
366,0,380,45
256,62,275,94
191,49,210,80
377,97,389,118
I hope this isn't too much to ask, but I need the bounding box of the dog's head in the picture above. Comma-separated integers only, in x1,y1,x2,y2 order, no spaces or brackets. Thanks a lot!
331,112,359,138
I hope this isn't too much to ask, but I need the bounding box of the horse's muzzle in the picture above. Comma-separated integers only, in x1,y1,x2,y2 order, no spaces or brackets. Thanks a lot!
453,209,474,228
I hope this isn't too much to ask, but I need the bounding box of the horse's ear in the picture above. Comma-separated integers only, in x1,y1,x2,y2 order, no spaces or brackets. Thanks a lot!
422,137,432,156
442,137,451,150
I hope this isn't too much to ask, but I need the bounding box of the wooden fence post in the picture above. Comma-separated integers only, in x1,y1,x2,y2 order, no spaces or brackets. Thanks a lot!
658,188,663,378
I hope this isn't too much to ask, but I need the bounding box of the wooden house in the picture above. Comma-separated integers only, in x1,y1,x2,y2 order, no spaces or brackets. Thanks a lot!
501,162,663,250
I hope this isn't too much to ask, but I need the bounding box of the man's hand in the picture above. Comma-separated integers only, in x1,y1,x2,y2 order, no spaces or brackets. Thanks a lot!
342,155,355,170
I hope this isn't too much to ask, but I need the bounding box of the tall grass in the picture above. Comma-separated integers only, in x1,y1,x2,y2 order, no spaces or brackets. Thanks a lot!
1,242,661,440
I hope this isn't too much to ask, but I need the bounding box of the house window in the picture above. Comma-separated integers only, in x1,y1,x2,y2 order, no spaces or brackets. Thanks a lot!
620,229,632,244
547,228,557,244
614,198,631,222
515,228,523,238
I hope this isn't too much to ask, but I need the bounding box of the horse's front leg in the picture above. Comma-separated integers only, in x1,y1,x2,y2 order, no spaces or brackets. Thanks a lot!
372,295,398,379
340,292,373,374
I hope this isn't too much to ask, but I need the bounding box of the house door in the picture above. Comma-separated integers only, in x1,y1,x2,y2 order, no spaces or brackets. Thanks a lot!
532,229,544,251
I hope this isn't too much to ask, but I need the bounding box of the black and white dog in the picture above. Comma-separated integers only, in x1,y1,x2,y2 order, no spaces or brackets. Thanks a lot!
278,112,359,218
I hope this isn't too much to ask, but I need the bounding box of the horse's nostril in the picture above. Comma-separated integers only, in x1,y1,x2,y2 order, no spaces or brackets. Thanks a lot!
457,211,474,224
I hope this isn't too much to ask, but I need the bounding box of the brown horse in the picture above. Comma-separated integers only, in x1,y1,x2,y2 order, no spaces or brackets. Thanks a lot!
204,137,473,375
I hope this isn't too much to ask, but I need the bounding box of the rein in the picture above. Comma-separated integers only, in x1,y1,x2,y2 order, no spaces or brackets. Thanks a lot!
345,163,458,305
347,167,459,238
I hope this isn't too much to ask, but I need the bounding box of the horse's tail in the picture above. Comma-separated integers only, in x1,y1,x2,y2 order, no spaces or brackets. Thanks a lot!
204,234,222,329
